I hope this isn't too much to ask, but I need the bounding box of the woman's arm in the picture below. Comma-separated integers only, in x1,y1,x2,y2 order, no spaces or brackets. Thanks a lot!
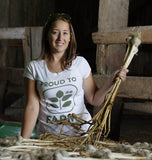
83,68,128,107
21,78,40,139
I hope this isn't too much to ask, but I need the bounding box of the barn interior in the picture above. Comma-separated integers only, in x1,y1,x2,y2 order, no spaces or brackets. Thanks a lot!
0,0,152,148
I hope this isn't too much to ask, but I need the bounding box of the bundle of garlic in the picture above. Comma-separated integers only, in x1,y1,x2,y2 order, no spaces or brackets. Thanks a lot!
79,35,141,146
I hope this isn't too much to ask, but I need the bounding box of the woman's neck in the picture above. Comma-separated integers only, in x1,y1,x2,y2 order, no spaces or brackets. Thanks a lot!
46,57,63,73
51,51,64,62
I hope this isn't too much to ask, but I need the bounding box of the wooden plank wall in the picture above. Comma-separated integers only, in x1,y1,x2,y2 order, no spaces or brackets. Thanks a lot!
0,28,29,86
93,0,129,118
8,0,55,27
0,0,53,113
92,26,152,44
31,27,43,60
0,27,43,84
97,0,129,75
0,0,9,113
0,27,43,113
93,0,152,117
92,26,152,100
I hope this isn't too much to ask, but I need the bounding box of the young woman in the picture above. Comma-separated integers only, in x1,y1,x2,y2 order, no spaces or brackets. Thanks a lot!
21,13,128,138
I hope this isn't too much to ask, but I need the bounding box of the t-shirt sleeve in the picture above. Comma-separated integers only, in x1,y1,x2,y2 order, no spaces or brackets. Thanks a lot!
23,61,36,80
79,57,91,79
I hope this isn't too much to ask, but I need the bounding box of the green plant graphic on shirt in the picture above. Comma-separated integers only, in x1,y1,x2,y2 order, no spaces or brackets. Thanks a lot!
48,90,72,110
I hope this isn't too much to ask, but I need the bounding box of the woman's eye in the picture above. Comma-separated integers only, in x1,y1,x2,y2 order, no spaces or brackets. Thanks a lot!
52,31,58,34
63,32,68,35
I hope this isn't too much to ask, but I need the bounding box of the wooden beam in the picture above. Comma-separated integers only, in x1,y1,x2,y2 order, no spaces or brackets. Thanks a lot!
93,74,152,100
0,67,24,85
22,28,32,64
96,0,129,74
0,0,9,27
31,27,43,59
92,26,152,44
8,39,22,47
98,0,129,32
124,102,152,114
0,81,7,113
0,27,26,39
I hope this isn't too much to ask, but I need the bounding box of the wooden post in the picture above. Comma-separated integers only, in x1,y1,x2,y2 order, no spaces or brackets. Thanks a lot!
0,0,9,113
22,27,32,65
30,27,43,60
93,0,129,140
96,0,129,74
0,27,32,113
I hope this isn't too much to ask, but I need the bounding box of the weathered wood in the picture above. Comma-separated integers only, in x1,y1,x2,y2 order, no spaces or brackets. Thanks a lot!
93,74,152,100
124,102,152,114
9,0,24,27
0,28,26,39
0,0,9,27
96,44,126,75
22,28,32,65
92,26,152,44
98,0,129,32
96,44,107,74
0,0,9,113
0,81,7,113
106,44,126,74
31,27,43,60
0,67,24,85
0,40,8,67
0,27,32,65
96,0,129,74
8,39,22,47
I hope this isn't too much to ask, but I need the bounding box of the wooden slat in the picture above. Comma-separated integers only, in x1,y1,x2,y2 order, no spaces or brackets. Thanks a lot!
124,102,152,114
0,0,9,27
22,28,32,65
93,74,152,100
0,81,7,113
8,39,22,47
96,0,129,74
31,27,43,59
0,67,24,85
98,0,129,32
92,25,152,44
0,27,26,39
96,44,107,74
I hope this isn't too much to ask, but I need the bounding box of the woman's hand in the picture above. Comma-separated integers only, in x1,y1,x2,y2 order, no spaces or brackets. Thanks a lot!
113,67,129,82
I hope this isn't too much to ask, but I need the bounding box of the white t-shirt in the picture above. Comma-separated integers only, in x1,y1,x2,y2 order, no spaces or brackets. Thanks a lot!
24,56,92,136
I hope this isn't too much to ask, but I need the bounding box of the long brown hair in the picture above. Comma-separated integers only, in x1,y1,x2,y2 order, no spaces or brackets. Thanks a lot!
38,13,77,70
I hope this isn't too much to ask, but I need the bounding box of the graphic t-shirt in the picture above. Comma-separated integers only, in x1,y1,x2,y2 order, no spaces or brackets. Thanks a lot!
24,56,92,136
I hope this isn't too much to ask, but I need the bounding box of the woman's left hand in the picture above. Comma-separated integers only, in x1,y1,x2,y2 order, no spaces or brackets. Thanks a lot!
115,67,129,82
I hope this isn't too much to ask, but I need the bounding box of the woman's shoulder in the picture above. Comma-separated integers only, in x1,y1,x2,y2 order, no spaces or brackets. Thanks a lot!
75,56,86,60
72,55,90,69
72,56,91,78
26,59,45,67
24,59,46,79
73,56,88,65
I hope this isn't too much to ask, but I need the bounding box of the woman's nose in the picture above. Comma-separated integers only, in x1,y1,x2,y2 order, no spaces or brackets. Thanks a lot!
57,33,62,40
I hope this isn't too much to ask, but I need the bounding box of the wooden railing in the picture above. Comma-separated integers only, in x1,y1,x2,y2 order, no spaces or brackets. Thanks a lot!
0,27,43,85
92,26,152,100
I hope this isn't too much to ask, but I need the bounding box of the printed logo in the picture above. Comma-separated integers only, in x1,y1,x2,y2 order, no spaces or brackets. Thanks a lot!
48,90,72,109
44,84,78,114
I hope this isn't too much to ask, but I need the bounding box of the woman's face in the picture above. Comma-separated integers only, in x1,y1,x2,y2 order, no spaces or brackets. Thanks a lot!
48,19,71,55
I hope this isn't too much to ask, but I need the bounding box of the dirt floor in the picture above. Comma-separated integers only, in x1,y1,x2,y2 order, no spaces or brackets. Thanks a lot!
119,109,152,144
